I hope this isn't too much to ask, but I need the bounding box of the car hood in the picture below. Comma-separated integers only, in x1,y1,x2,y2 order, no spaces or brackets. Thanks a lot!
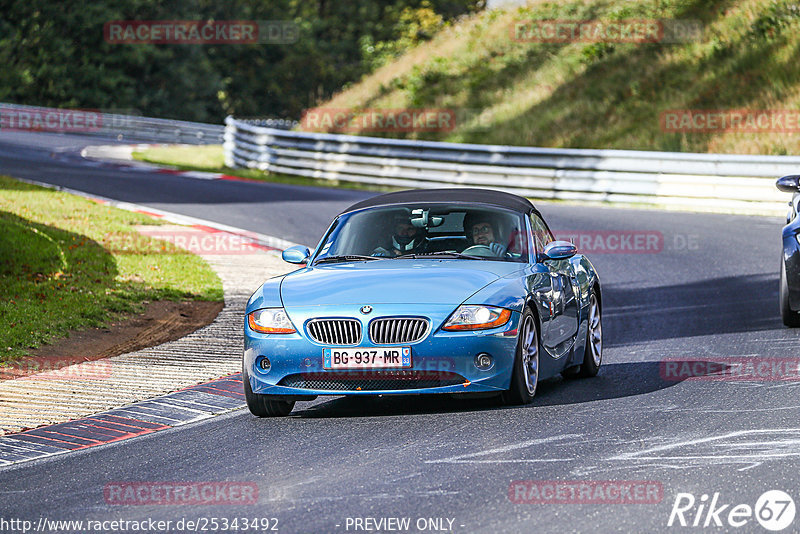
280,259,524,307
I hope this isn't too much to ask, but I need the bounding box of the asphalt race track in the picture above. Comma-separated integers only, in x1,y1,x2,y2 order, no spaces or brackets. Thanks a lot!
2,131,800,533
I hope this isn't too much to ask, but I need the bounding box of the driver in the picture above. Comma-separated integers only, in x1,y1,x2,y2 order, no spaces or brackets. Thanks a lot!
372,216,427,257
464,213,508,257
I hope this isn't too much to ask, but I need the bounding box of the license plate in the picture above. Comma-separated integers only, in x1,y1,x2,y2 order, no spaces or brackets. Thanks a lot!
323,347,411,370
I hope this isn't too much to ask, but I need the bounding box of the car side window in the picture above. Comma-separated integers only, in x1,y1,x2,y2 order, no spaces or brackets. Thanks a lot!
529,213,553,254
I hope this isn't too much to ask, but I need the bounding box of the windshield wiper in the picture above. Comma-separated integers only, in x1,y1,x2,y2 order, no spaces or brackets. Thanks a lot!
396,251,485,260
314,255,383,264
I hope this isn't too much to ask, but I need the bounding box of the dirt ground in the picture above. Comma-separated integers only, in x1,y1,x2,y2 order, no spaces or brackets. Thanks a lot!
0,300,224,380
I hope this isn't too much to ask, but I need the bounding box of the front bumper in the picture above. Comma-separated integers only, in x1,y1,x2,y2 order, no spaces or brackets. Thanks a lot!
244,304,521,396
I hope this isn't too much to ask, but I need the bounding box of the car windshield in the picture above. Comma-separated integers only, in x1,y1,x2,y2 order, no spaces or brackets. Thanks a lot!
313,203,529,263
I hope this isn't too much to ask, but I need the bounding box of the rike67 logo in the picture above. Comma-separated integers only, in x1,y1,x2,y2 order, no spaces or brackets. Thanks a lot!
668,490,796,531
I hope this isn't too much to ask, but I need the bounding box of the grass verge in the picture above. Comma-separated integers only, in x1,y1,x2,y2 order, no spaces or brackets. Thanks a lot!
0,175,222,364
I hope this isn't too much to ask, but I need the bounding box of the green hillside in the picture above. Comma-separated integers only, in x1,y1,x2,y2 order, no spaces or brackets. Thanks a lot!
315,0,800,155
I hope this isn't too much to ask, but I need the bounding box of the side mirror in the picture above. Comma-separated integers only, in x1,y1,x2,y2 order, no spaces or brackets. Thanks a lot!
776,175,800,193
282,245,310,264
542,241,577,261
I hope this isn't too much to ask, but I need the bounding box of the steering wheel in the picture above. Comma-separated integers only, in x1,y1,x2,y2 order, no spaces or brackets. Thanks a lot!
461,244,498,257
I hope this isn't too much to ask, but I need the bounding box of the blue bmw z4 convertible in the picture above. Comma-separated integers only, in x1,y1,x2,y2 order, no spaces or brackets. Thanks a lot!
243,188,603,416
777,174,800,327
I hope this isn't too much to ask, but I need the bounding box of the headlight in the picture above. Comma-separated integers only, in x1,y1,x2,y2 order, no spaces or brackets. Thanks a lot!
442,305,512,331
247,308,296,334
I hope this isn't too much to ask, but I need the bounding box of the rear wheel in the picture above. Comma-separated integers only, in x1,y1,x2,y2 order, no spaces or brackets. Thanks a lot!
502,308,539,405
243,368,295,417
781,261,800,327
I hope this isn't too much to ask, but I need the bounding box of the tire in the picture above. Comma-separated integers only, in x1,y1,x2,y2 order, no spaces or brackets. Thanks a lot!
578,288,603,377
502,308,539,405
243,368,295,417
781,261,800,327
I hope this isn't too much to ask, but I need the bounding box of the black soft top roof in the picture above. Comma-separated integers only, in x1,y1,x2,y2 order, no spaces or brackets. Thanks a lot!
341,188,537,215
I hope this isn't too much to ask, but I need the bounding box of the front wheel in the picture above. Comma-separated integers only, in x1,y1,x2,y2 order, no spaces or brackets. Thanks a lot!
781,261,800,327
243,368,295,417
578,288,603,377
502,308,539,405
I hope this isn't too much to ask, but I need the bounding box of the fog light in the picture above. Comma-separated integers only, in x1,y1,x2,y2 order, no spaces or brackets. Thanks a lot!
475,353,494,371
258,357,271,372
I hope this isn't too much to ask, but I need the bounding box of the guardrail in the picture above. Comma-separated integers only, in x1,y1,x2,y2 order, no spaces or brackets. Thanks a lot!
224,116,797,215
0,102,224,144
